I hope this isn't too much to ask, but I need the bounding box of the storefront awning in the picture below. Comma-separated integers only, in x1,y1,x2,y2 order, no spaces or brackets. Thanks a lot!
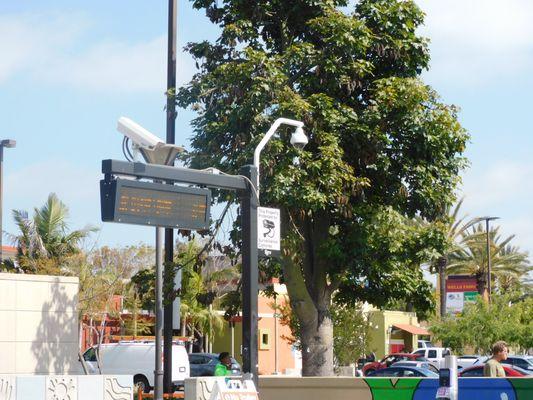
393,324,429,335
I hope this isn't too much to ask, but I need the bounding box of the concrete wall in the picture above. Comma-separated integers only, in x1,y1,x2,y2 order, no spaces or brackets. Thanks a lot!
0,375,133,400
0,273,80,374
257,377,533,400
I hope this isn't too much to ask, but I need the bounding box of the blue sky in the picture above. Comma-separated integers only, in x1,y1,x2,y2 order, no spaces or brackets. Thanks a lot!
1,0,532,261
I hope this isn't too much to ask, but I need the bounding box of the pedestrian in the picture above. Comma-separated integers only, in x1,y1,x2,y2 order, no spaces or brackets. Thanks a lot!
483,341,508,377
214,352,232,376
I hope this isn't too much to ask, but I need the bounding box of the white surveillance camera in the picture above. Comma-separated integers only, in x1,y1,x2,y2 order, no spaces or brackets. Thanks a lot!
117,116,164,149
290,126,308,150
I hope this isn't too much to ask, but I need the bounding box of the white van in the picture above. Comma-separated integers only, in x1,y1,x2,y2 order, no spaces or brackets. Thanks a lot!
82,341,190,393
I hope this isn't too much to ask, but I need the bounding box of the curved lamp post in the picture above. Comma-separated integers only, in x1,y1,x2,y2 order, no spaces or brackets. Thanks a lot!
253,118,307,194
239,118,307,382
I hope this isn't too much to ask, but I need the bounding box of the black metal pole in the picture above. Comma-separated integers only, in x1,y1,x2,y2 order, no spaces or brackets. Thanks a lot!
155,227,164,400
164,0,178,394
240,165,259,386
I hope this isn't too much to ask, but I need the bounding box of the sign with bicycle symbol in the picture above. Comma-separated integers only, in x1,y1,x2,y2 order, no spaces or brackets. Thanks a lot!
257,207,280,252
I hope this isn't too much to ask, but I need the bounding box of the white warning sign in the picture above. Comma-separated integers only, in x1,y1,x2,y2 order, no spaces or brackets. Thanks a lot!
257,207,280,251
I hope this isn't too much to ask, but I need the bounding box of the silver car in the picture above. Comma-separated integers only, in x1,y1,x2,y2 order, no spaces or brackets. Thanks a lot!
392,361,439,374
474,355,533,371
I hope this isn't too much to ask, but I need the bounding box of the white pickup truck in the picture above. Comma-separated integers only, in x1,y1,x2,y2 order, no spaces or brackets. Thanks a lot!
412,347,452,369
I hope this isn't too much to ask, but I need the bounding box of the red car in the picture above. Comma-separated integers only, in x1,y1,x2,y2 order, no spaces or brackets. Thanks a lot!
459,364,531,377
363,353,428,376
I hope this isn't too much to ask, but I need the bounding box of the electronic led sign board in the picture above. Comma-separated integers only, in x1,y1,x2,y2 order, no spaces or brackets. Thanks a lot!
101,178,211,230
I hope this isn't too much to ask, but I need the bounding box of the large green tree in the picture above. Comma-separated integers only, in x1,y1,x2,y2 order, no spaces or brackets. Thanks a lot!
177,0,468,375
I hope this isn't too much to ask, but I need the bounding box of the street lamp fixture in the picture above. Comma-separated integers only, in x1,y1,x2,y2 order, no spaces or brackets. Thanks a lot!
0,139,16,265
253,118,307,194
479,216,499,303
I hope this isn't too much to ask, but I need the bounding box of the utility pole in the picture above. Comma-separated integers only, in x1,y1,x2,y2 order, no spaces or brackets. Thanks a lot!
164,0,178,394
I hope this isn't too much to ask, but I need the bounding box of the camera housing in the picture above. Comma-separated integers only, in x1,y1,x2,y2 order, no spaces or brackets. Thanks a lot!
290,126,308,150
117,116,164,149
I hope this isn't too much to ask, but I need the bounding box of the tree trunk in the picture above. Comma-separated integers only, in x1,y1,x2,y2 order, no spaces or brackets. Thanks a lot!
300,308,334,376
281,210,334,376
476,271,489,303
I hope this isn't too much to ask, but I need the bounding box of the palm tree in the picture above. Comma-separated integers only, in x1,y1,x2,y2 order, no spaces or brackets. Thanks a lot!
5,193,97,274
427,198,478,317
447,224,530,300
178,239,238,351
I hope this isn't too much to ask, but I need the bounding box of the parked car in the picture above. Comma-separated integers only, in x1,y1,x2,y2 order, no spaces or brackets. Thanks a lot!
82,341,190,393
459,364,532,377
417,340,434,349
367,366,438,378
188,353,242,377
411,347,452,369
392,361,440,374
473,355,533,371
362,353,428,376
456,355,480,370
504,355,533,371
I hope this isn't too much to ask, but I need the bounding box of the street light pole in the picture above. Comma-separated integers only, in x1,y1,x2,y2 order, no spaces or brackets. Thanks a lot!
242,118,306,385
240,165,259,386
0,139,16,265
480,216,499,303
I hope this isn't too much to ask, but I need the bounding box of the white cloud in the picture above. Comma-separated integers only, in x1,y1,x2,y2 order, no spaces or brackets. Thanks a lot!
43,37,168,92
416,0,533,86
460,161,533,209
0,12,86,82
458,160,533,258
0,11,195,93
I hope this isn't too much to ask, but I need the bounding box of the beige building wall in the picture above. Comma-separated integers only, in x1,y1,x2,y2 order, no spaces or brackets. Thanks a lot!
0,273,80,374
367,309,422,359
